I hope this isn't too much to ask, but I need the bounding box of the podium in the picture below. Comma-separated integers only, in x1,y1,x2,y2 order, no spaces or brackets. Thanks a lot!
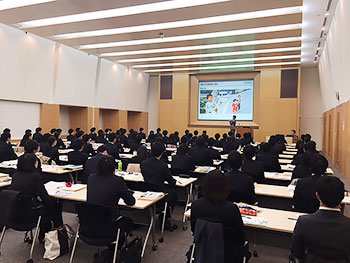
236,122,259,136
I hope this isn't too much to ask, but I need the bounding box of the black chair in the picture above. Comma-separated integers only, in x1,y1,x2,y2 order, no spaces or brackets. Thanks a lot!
228,190,255,205
142,183,170,242
0,189,42,263
189,219,249,263
69,203,122,263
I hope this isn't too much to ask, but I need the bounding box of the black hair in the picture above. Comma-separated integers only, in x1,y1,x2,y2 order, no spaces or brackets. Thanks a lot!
151,142,165,157
17,153,37,173
139,127,144,132
68,129,74,134
206,94,213,99
97,145,108,153
3,128,10,133
196,137,205,148
47,136,57,147
316,176,344,208
178,143,189,155
108,133,117,142
24,140,39,153
25,129,32,135
82,134,91,143
75,130,84,138
243,145,256,160
228,151,243,170
50,128,57,134
301,151,311,167
0,132,11,142
90,127,96,132
136,146,148,160
261,142,272,153
207,138,215,147
310,153,328,175
35,127,42,133
304,134,312,143
194,130,198,136
202,170,229,203
233,115,236,118
215,133,220,140
305,141,316,151
97,155,116,174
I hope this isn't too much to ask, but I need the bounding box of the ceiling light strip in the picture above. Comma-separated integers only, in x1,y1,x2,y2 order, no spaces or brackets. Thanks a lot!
79,23,302,49
144,61,301,73
18,0,229,28
0,0,55,11
51,6,302,40
132,55,301,68
101,36,302,57
118,47,302,63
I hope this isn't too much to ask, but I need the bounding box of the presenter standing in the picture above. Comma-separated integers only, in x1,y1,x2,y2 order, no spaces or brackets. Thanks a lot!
229,115,237,136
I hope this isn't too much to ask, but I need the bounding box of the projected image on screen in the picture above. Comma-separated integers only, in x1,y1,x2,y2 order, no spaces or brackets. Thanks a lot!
198,79,254,121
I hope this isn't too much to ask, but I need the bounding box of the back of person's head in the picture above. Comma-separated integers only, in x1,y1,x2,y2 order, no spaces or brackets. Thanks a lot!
97,145,108,153
228,131,232,137
22,133,31,140
300,134,305,141
98,129,104,135
305,134,312,143
207,138,215,147
305,141,316,151
202,170,229,203
17,153,37,173
268,136,277,145
162,130,168,136
174,131,179,136
180,136,189,144
72,139,84,151
185,129,189,135
42,133,50,142
90,127,96,133
261,142,272,153
139,127,144,132
0,132,11,142
135,134,143,143
194,130,198,136
310,153,328,175
24,140,39,153
222,133,227,139
97,155,116,174
57,128,62,134
243,145,256,160
107,133,117,142
215,133,220,140
316,176,344,208
3,128,10,133
151,142,165,158
75,128,81,133
236,133,241,139
50,128,57,134
136,146,148,160
178,143,189,155
82,134,91,143
68,129,74,135
25,129,32,135
35,127,42,133
228,151,243,170
156,128,161,133
76,130,84,138
203,130,207,135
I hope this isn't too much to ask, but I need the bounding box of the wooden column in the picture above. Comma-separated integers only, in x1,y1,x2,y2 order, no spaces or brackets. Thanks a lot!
40,104,60,133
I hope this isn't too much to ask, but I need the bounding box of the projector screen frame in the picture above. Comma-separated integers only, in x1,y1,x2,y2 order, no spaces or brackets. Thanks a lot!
189,71,260,128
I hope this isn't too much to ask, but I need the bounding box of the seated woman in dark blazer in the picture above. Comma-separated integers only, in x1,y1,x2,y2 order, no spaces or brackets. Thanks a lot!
20,133,32,147
10,154,63,242
129,145,149,164
171,143,195,175
42,136,61,165
191,170,246,263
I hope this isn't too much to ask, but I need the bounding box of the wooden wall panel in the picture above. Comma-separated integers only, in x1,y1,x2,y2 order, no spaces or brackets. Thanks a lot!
101,109,120,131
40,103,60,133
69,106,89,132
128,111,149,133
118,110,128,130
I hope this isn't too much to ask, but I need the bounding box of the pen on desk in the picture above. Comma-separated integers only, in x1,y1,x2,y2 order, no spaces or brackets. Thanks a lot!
177,180,182,185
288,217,297,221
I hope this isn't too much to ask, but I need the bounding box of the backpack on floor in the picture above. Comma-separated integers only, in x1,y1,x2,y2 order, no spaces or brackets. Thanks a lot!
119,237,143,263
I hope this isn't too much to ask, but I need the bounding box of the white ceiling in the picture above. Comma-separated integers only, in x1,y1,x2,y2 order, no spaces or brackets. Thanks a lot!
0,0,338,73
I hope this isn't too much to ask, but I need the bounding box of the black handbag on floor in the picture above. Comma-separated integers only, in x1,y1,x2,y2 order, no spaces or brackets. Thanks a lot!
119,237,143,263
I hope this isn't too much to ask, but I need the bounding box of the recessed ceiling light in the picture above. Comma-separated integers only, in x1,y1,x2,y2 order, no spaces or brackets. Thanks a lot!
325,12,330,16
143,61,301,73
0,0,55,11
51,6,302,40
132,55,301,68
322,27,326,31
18,0,229,28
118,47,302,63
101,36,302,57
79,23,302,50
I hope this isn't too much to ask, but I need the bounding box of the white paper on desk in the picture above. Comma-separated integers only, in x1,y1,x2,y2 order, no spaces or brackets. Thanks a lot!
45,182,65,194
283,172,292,176
61,184,86,192
287,164,296,168
139,191,163,200
54,191,73,197
242,215,267,227
195,166,215,173
64,165,83,169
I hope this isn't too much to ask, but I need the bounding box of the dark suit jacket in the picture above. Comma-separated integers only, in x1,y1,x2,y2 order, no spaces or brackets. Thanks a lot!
222,141,239,154
0,141,18,163
208,147,221,160
191,198,246,263
56,138,66,149
292,150,319,166
87,173,135,217
224,170,255,204
68,150,88,165
241,159,265,183
89,132,97,141
83,153,104,183
140,157,176,191
270,143,286,155
83,143,95,156
171,154,195,174
256,152,281,172
291,209,350,261
292,164,312,180
95,136,107,144
67,135,74,141
293,175,321,213
43,146,61,165
189,147,213,166
104,142,120,159
10,171,51,205
33,133,43,143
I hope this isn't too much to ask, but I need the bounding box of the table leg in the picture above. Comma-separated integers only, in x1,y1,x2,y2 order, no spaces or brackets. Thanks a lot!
182,184,193,230
141,205,157,258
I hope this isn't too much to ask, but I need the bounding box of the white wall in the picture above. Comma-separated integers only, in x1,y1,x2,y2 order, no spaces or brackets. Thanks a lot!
318,0,350,111
300,67,323,149
148,76,159,132
59,106,70,135
0,23,149,135
0,100,40,139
